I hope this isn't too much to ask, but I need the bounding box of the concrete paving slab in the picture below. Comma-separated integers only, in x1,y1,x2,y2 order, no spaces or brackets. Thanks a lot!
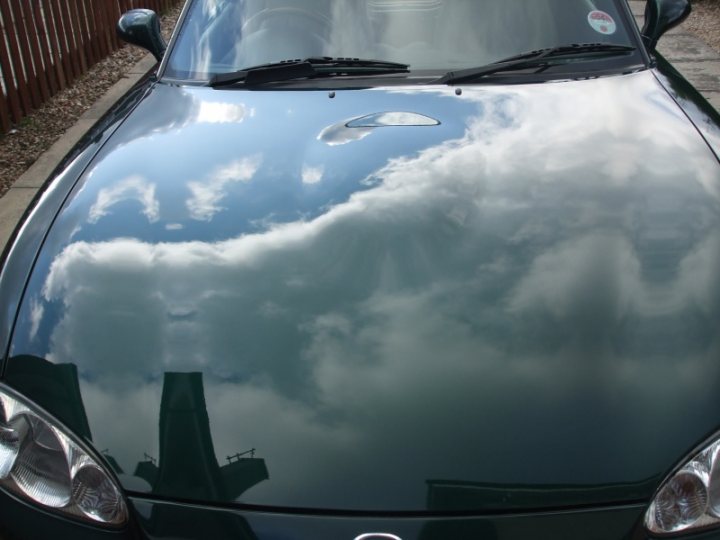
704,91,720,111
629,0,644,17
657,34,720,62
82,56,156,120
13,119,96,189
0,188,37,248
128,55,158,76
664,59,720,93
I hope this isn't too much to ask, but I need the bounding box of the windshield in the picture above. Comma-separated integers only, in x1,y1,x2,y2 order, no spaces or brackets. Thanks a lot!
165,0,637,81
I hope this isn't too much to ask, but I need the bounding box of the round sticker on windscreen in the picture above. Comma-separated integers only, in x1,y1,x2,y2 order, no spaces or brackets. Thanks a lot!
587,10,617,35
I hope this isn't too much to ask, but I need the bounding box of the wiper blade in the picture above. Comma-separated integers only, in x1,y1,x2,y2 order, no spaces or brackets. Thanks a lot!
500,43,636,63
209,60,315,87
209,57,409,87
435,43,636,85
303,56,409,71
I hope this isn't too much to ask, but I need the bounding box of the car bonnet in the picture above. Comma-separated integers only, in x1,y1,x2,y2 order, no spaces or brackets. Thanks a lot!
5,70,720,513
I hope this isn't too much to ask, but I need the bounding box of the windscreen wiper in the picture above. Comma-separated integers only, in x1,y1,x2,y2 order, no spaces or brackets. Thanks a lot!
435,43,636,85
209,57,410,87
304,57,409,70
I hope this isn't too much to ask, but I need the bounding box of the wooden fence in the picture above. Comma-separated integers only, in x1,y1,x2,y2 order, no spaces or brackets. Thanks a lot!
0,0,182,134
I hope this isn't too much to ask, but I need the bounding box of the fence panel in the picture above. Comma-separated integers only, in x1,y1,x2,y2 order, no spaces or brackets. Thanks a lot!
0,0,182,134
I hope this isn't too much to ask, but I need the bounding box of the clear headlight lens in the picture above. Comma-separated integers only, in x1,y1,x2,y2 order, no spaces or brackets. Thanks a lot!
0,384,127,526
647,438,720,535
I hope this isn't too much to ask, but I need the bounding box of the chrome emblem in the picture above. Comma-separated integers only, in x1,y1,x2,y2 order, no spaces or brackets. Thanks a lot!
354,534,402,540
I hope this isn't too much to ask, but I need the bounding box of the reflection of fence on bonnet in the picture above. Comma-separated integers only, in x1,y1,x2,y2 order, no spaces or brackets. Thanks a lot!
0,0,181,134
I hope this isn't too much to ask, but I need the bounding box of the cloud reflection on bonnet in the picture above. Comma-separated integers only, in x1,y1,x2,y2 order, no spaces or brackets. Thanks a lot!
11,73,720,510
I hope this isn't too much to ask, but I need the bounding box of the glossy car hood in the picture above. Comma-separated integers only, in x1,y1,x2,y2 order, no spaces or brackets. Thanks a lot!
6,71,720,513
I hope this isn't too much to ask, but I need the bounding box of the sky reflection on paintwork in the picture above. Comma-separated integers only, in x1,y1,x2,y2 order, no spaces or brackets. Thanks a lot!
88,175,160,224
186,156,263,221
8,72,720,510
56,84,464,247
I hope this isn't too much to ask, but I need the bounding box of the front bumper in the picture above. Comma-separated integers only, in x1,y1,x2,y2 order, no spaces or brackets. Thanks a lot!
0,490,700,540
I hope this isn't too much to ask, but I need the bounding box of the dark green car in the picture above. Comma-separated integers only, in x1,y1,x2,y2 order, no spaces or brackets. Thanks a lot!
1,0,719,538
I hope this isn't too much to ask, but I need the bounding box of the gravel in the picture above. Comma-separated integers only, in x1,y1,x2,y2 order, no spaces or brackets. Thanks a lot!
0,2,719,199
685,0,720,53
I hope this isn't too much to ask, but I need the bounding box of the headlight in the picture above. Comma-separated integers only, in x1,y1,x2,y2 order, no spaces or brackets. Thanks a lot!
0,383,127,526
646,437,720,535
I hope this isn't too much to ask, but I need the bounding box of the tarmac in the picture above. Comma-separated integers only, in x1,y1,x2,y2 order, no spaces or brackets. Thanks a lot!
0,1,719,249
